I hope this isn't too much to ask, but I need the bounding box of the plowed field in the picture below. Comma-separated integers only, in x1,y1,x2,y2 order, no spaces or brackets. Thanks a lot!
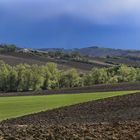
0,92,140,140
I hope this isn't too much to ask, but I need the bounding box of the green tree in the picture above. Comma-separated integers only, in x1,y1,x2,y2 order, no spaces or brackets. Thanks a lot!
7,67,18,91
30,64,44,90
117,65,137,82
59,69,80,88
16,64,32,91
41,63,59,89
0,61,10,91
84,68,108,85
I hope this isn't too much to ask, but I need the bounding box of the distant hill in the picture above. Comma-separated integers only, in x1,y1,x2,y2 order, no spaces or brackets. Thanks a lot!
39,46,140,57
1,44,140,71
0,45,102,72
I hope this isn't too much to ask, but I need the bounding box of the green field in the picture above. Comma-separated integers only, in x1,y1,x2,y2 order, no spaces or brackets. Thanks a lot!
0,90,139,121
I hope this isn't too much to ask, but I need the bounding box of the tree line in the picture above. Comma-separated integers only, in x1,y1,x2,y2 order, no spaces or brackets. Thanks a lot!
0,44,16,53
0,61,139,92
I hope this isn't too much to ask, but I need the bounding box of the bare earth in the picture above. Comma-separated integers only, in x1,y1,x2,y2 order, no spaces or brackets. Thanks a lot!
0,92,140,140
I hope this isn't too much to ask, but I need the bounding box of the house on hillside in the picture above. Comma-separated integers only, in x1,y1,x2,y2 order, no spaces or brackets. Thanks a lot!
17,48,32,53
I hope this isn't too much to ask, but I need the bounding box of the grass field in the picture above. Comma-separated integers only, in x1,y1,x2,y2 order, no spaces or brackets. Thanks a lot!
0,90,139,121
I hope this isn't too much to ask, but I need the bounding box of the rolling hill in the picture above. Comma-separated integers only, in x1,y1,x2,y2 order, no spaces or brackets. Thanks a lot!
0,44,140,71
0,45,112,72
40,46,140,57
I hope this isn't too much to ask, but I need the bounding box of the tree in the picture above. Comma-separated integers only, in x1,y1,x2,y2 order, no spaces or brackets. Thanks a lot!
136,68,140,81
108,76,119,84
15,64,32,91
0,61,10,91
0,60,138,92
41,63,59,89
84,68,108,85
83,73,93,86
59,69,80,88
117,65,137,82
0,44,16,53
30,64,44,90
7,67,18,91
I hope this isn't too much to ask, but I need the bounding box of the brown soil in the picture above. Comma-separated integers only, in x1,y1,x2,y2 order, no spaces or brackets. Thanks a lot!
0,122,140,140
0,92,140,140
0,82,140,97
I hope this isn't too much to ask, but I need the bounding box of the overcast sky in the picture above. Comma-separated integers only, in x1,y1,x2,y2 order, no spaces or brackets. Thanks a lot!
0,0,140,49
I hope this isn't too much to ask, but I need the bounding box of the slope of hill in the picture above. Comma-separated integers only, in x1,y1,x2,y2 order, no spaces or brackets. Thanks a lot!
39,46,140,67
73,46,140,57
0,52,104,72
40,46,140,57
1,44,140,71
0,45,112,72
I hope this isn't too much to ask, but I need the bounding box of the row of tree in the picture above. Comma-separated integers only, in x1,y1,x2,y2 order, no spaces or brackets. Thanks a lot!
0,44,16,53
47,51,89,63
0,61,139,92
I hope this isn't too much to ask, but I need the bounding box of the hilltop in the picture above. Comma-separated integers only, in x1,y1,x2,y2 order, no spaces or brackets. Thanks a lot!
40,46,140,58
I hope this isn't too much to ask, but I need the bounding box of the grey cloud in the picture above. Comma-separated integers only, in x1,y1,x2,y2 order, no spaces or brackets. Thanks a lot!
0,0,140,24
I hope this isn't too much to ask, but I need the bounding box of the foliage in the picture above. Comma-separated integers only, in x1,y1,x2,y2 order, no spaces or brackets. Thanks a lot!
59,69,80,88
0,61,139,92
0,44,16,53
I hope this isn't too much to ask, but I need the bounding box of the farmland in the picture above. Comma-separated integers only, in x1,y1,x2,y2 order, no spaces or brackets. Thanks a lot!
0,91,140,139
0,45,140,139
0,90,138,121
0,81,140,139
0,52,100,72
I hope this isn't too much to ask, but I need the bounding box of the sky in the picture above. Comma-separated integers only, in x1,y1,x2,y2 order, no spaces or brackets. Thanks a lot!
0,0,140,49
